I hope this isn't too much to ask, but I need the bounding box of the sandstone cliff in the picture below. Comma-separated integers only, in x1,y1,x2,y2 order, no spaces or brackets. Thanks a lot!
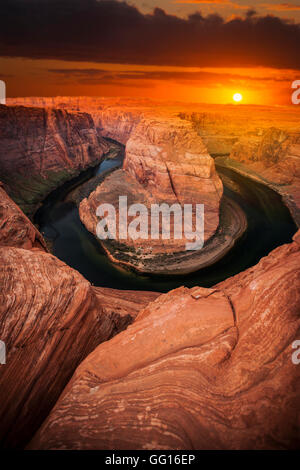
0,246,128,449
0,188,159,449
0,183,47,251
2,101,228,273
79,114,227,274
217,127,300,226
8,97,300,155
9,98,299,271
0,104,110,215
28,231,300,450
2,97,299,451
0,249,158,450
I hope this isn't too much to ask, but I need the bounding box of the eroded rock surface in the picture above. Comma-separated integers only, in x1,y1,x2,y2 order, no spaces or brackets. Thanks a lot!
0,104,110,215
217,127,300,226
8,97,300,155
79,115,226,273
0,190,159,449
29,232,300,450
0,183,47,250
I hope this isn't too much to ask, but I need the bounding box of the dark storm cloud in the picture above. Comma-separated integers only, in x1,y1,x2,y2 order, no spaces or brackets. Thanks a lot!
48,67,295,84
0,0,300,69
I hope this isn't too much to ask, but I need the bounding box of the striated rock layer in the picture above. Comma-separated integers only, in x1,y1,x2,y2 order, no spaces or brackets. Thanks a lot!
0,189,159,449
6,98,236,273
79,116,230,274
8,97,300,154
10,98,299,228
0,104,110,215
29,231,300,450
0,182,47,251
216,127,300,226
0,247,117,448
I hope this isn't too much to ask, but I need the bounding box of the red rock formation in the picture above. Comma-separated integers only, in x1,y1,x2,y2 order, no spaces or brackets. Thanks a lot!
218,127,300,226
8,97,300,155
0,183,47,251
28,232,300,450
1,98,299,450
0,187,159,449
79,114,226,273
0,244,160,449
124,117,223,215
0,247,108,448
9,98,300,268
2,100,229,273
0,104,110,215
93,287,160,329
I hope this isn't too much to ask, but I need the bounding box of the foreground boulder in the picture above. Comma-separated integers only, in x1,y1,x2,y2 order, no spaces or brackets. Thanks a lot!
0,104,109,215
29,232,300,450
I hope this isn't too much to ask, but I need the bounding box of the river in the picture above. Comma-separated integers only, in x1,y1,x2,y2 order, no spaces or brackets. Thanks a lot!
34,143,297,293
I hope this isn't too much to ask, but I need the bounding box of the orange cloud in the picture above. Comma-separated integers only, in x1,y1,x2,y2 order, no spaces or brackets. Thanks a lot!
261,3,300,10
174,0,231,2
174,0,248,6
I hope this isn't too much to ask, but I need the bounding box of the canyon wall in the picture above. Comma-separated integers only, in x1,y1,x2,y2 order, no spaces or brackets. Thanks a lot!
79,114,226,273
28,231,300,450
8,97,300,154
0,187,159,449
217,127,300,226
0,98,299,449
1,101,227,274
0,104,110,215
0,183,47,251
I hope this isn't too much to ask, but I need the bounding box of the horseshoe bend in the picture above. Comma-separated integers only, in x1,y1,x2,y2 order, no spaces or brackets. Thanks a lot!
0,98,299,450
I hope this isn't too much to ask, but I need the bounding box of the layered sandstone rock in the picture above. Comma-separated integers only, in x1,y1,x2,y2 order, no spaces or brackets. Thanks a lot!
1,101,229,273
93,287,160,325
0,183,47,251
1,98,299,450
0,247,111,448
29,232,300,450
217,127,300,226
0,244,159,449
0,188,159,448
0,104,110,215
9,98,300,271
79,115,227,273
8,97,300,155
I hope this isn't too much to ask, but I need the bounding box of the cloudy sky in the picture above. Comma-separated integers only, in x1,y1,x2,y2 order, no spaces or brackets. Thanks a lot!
0,0,299,104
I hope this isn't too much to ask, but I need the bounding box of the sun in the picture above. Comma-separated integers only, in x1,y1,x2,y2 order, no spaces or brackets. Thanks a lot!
233,93,243,103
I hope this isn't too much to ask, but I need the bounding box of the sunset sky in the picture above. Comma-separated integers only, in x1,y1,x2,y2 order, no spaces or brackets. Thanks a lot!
0,0,299,104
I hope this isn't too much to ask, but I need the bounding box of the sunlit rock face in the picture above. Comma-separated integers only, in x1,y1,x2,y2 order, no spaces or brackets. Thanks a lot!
0,245,111,449
223,127,300,226
28,231,300,450
0,104,110,215
230,128,300,184
79,114,224,274
124,117,223,211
